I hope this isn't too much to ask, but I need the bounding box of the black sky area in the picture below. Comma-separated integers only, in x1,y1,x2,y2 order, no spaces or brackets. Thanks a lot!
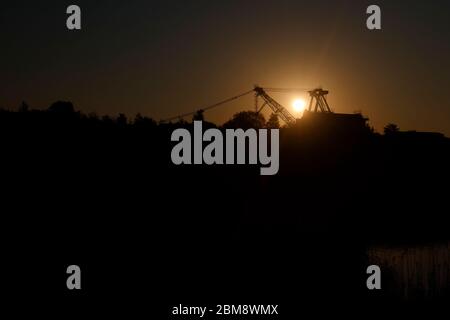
1,0,449,134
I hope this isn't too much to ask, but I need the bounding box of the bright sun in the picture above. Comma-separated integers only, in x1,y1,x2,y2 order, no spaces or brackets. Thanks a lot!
292,99,306,113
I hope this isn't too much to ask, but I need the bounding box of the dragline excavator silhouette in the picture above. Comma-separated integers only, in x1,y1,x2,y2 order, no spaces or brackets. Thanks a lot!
163,86,336,125
253,86,334,125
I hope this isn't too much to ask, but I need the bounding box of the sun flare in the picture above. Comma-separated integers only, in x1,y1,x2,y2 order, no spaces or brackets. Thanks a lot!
292,99,306,113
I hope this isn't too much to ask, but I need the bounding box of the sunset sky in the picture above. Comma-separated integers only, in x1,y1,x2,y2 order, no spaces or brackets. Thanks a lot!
1,0,450,134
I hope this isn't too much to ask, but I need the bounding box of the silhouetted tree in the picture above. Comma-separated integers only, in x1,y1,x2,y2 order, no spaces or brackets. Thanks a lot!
117,113,128,126
19,101,29,112
135,113,144,124
88,112,99,120
384,123,400,135
266,113,280,129
48,101,75,113
192,110,205,122
134,113,156,128
102,115,114,125
176,118,189,126
223,111,266,129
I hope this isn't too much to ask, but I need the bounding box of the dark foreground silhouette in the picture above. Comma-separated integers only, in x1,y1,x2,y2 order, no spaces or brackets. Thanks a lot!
1,102,449,313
